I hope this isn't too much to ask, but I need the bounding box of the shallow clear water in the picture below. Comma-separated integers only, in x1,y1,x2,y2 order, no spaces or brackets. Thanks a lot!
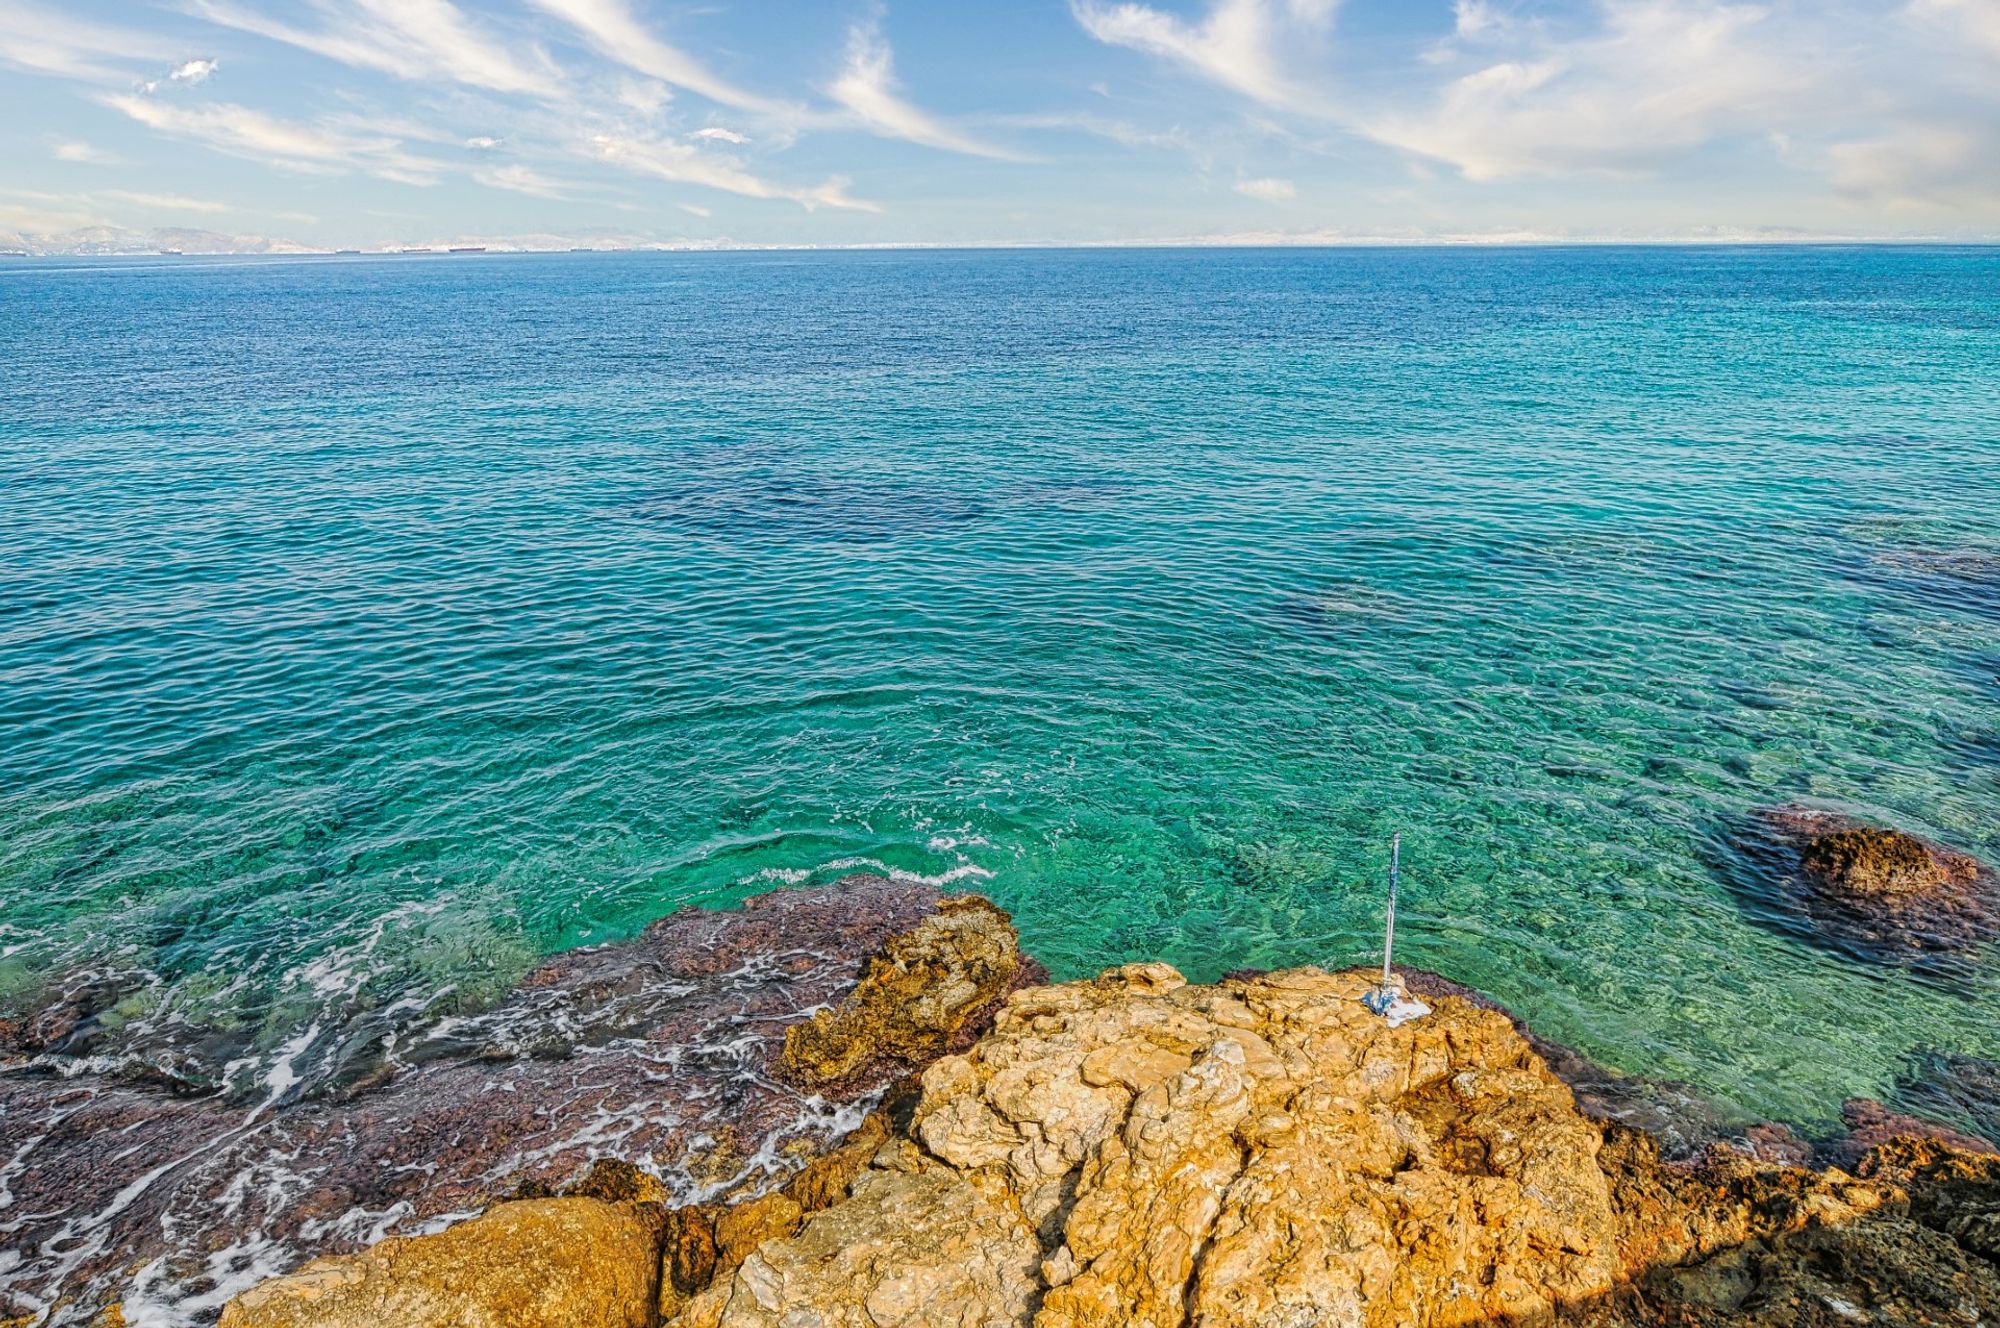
3,246,1997,1132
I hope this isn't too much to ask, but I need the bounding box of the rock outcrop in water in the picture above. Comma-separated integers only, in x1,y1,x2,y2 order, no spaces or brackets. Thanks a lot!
14,882,2000,1328
1734,805,1999,968
212,921,2000,1328
779,894,1047,1094
0,878,1010,1327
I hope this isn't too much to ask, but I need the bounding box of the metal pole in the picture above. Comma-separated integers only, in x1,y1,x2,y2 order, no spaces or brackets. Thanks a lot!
1381,833,1400,986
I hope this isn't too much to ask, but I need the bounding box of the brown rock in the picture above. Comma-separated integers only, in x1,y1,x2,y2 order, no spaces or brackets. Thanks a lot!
780,894,1040,1093
566,1157,669,1207
217,1198,663,1328
1802,826,1975,900
1738,805,2000,965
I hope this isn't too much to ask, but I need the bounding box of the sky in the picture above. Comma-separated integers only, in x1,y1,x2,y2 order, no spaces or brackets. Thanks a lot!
2,0,1998,251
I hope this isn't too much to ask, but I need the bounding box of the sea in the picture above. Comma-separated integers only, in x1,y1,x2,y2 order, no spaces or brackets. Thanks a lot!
3,245,1997,1134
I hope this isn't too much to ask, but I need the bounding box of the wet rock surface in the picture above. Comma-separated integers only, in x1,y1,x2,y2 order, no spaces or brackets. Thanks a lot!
1727,805,2000,970
779,894,1046,1096
0,878,952,1327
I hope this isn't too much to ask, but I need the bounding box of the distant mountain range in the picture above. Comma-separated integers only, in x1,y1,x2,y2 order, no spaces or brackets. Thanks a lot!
0,225,755,257
0,225,324,257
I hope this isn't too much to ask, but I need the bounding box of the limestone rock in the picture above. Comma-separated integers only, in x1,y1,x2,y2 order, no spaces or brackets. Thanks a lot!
679,963,1630,1328
781,894,1042,1093
669,1150,1041,1328
217,1198,663,1328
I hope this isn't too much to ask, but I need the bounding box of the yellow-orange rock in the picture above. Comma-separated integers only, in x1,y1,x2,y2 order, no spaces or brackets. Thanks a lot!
780,894,1030,1092
217,1198,662,1328
673,963,1627,1328
668,1143,1041,1328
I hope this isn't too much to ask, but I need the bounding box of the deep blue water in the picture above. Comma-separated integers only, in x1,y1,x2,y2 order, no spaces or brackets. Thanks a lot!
3,246,1997,1129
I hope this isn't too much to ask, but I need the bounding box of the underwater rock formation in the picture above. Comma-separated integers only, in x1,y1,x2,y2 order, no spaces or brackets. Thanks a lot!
1896,1050,2000,1148
1733,805,1999,967
0,878,970,1327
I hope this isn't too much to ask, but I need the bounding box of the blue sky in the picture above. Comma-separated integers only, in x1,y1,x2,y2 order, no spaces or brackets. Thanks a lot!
3,0,1997,250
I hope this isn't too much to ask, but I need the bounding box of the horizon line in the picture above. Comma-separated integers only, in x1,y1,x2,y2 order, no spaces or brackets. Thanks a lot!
11,235,2000,260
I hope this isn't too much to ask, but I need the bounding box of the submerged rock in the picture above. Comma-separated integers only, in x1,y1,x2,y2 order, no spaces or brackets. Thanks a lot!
1730,805,2000,967
1896,1050,2000,1147
0,878,959,1327
1400,969,1813,1165
1824,1097,1999,1171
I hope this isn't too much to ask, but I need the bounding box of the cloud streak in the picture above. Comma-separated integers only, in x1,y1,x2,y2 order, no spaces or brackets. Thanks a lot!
586,132,879,210
101,94,444,183
0,1,173,81
527,0,786,114
1367,0,1811,180
829,16,1025,159
189,0,561,97
1070,0,1323,112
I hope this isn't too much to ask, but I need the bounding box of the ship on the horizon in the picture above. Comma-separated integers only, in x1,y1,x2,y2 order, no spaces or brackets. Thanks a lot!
400,247,434,254
448,246,488,254
335,248,362,256
158,248,184,256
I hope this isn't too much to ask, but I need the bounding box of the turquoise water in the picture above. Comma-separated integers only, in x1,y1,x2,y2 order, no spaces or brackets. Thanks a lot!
3,246,1997,1132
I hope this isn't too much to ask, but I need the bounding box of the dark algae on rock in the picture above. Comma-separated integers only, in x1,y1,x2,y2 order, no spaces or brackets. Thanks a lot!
0,878,951,1326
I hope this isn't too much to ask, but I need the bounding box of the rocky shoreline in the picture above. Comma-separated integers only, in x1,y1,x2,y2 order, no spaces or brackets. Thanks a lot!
5,875,1999,1327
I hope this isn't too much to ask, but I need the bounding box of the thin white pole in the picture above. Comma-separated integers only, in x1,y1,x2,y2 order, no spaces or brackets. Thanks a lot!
1381,833,1400,986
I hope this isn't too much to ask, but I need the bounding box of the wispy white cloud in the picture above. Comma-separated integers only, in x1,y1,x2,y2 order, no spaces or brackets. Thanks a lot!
1234,175,1295,200
689,126,750,145
528,0,785,113
1825,121,2000,211
1000,110,1198,155
0,189,109,234
140,56,219,93
189,0,560,97
587,131,878,210
1367,1,1812,180
100,189,232,213
472,162,573,198
829,15,1024,159
0,1,174,81
1070,0,1325,112
101,93,444,184
678,201,712,217
53,139,113,164
1908,0,2000,60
